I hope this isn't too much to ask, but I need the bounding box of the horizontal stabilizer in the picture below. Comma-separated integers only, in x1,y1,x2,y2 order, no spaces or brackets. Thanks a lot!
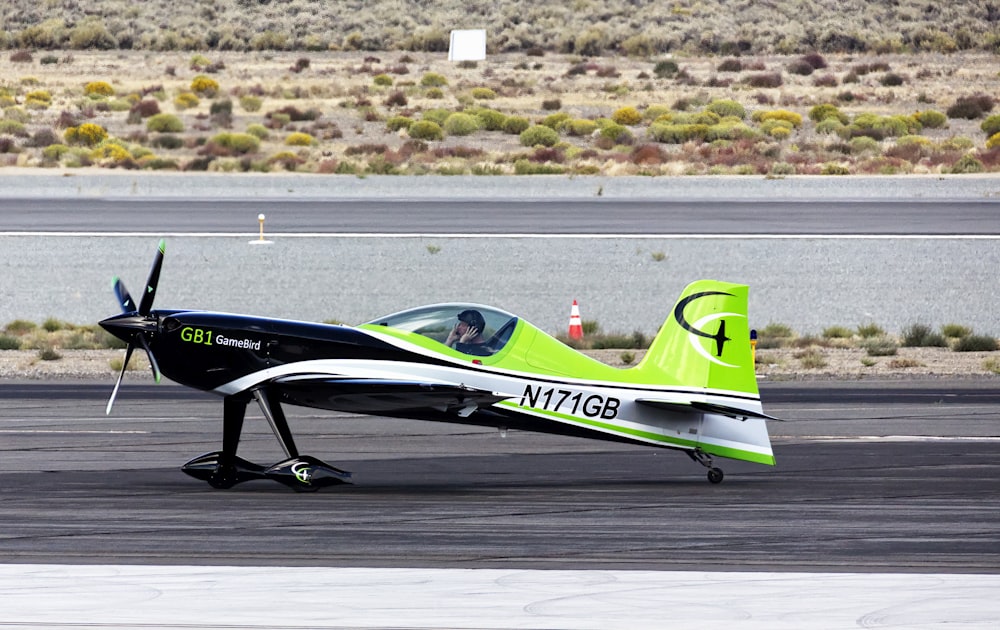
636,398,782,422
272,376,513,414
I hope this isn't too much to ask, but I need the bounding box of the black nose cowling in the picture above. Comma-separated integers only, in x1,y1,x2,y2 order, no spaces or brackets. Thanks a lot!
100,312,159,344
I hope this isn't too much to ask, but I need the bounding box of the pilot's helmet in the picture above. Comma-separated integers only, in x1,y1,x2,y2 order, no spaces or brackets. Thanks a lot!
457,309,486,333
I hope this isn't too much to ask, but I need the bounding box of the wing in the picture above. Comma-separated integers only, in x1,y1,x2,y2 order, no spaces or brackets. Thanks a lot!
636,398,782,421
271,375,512,417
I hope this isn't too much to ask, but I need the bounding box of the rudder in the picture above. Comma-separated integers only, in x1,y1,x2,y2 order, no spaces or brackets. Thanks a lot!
631,280,758,396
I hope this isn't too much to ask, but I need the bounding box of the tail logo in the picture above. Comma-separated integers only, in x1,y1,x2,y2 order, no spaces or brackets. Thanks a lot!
674,291,744,368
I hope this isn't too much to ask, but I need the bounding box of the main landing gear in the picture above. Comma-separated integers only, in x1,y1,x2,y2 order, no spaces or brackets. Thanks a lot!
688,449,724,484
182,388,350,492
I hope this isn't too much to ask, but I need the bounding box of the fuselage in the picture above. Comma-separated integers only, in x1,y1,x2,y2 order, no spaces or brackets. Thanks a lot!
128,308,774,466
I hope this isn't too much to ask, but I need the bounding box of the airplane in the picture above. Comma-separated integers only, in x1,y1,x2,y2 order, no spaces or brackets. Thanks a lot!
100,240,776,492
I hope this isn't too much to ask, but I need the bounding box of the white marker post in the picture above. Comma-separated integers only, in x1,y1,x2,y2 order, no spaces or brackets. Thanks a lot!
249,213,273,245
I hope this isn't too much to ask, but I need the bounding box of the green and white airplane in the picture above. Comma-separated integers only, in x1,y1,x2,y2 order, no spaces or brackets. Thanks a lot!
101,241,776,491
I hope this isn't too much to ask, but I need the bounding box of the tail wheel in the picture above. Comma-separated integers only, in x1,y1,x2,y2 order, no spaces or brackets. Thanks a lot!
707,467,724,484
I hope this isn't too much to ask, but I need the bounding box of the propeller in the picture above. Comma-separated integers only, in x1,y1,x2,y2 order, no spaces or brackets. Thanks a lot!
100,239,166,414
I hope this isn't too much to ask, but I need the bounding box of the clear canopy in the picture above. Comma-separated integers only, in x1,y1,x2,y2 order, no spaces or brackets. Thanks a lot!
366,303,519,356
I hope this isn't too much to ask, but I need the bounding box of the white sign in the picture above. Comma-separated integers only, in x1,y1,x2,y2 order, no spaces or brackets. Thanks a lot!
448,29,486,61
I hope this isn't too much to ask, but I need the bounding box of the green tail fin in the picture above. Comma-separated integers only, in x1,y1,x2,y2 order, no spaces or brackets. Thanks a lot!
631,280,758,396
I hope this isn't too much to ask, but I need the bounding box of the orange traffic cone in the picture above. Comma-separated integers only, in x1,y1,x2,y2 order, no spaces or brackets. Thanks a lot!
568,300,583,340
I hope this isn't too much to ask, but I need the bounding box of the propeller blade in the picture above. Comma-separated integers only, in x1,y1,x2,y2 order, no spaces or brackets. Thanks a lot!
137,239,165,316
137,334,161,384
106,344,135,415
113,277,136,313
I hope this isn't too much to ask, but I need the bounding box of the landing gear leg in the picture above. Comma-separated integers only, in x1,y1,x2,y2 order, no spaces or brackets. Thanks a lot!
182,394,266,488
687,449,725,484
254,386,351,492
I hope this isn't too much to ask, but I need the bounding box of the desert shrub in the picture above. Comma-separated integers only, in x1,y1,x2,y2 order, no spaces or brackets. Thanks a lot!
915,110,947,129
386,115,413,132
146,113,184,133
90,143,133,163
987,133,1000,150
717,58,743,72
947,94,994,120
611,106,642,126
373,73,393,86
503,116,530,135
190,76,218,98
443,113,479,136
980,115,1000,138
813,74,838,87
270,105,321,122
268,151,304,171
130,99,160,119
541,112,571,130
239,96,262,112
64,123,107,146
815,119,845,135
567,119,598,136
954,335,999,352
25,90,52,109
514,159,565,174
470,87,496,100
519,124,559,147
421,108,451,126
746,73,783,88
27,128,59,148
541,98,561,111
420,72,448,88
10,50,33,63
652,59,678,78
0,335,20,350
424,87,444,99
862,336,898,356
284,132,314,146
0,120,26,136
150,134,183,149
753,109,803,128
950,154,984,173
880,72,905,87
902,323,948,347
598,122,633,144
407,120,443,141
208,132,260,154
649,123,708,143
84,81,114,97
41,143,71,160
384,91,407,107
822,326,853,339
809,104,848,124
173,92,200,110
942,323,972,338
473,109,506,132
706,99,745,119
787,59,814,76
821,162,850,175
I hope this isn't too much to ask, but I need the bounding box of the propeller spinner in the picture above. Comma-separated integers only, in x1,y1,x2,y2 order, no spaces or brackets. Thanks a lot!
99,239,166,414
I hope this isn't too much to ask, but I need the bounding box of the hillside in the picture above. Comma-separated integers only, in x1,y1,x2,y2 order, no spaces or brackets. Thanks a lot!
2,1,999,56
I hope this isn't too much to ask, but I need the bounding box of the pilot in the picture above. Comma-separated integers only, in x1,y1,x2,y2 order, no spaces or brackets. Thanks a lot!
445,309,490,356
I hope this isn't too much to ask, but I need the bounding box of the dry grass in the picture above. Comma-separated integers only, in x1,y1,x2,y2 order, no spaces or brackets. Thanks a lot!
2,1,997,56
2,49,999,175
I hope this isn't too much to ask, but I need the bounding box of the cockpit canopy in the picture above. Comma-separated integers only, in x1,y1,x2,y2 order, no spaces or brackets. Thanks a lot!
366,303,518,357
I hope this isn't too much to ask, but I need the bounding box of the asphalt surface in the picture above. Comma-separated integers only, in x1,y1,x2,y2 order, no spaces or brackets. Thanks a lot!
1,379,998,572
3,197,1000,234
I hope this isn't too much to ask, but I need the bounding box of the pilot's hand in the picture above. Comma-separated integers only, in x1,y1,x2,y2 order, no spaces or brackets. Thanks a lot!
460,326,478,343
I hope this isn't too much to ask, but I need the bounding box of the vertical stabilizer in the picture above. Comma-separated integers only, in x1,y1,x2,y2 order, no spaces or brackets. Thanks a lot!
632,280,758,396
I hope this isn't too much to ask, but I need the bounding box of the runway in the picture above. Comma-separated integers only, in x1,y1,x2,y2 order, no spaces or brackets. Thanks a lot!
2,379,998,572
2,379,998,627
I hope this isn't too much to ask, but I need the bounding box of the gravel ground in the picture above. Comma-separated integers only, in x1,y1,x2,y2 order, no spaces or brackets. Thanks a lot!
2,347,996,381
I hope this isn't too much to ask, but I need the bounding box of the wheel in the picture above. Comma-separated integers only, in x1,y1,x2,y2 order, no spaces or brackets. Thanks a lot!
208,465,238,489
707,467,724,484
